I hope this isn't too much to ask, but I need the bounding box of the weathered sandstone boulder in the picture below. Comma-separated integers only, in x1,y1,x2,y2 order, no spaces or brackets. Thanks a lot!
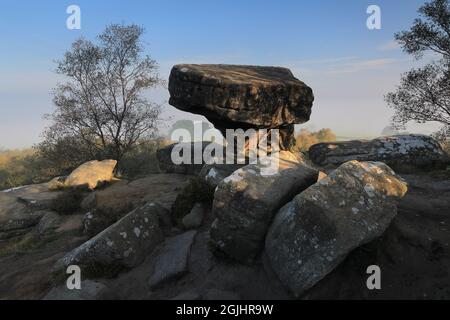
265,160,408,297
7,182,63,210
168,64,314,149
63,160,117,190
0,183,63,239
80,174,190,235
48,176,67,191
309,135,449,171
53,202,164,278
199,163,244,188
210,152,319,263
148,230,197,288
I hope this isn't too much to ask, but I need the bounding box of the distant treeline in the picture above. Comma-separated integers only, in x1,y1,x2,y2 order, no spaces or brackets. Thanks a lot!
0,138,171,191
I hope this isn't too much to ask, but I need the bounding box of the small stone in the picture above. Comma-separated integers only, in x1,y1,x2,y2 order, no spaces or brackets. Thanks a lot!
182,203,205,229
37,211,62,235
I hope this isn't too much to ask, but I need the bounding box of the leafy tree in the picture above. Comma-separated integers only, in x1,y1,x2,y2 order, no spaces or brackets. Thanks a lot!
40,24,163,167
295,128,336,152
385,0,450,143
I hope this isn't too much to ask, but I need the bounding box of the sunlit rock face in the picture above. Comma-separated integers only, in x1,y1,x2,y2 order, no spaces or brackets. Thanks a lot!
265,160,408,297
63,160,117,190
309,135,449,171
168,64,314,150
210,152,319,264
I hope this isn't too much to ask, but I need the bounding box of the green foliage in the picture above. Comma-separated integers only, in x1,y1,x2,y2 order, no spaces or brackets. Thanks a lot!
172,177,215,226
0,148,47,190
119,138,171,178
45,24,162,165
386,0,450,140
294,128,337,153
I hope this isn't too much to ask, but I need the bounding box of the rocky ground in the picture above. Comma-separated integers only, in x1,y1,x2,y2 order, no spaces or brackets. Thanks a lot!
1,65,449,300
0,169,449,300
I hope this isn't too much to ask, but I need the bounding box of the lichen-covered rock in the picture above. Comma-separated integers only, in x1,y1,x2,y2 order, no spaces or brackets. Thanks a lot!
265,160,408,297
169,64,314,131
309,135,449,171
210,152,319,263
199,163,244,188
63,160,117,190
157,142,224,175
53,202,164,278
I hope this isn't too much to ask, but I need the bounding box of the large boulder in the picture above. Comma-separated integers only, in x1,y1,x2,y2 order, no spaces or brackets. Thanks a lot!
0,193,44,240
210,152,319,263
309,135,449,171
157,142,224,175
80,174,190,236
63,160,117,190
6,182,63,210
169,64,314,130
53,202,164,279
148,230,197,288
168,64,314,150
265,160,408,297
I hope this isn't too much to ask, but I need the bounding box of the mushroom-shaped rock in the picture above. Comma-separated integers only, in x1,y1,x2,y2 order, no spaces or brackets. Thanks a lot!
168,64,314,149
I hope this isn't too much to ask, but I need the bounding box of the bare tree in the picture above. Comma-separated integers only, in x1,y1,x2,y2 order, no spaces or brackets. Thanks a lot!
385,0,450,141
42,24,162,165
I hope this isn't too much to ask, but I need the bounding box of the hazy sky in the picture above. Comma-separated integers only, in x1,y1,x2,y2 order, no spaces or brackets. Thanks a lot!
0,0,441,149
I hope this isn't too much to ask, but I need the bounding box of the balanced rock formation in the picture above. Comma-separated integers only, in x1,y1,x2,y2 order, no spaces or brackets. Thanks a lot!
62,160,117,190
157,142,224,175
210,152,319,263
168,64,314,150
265,160,408,297
309,135,449,171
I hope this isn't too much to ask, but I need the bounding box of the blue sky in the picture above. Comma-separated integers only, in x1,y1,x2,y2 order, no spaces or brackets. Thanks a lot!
0,0,437,148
